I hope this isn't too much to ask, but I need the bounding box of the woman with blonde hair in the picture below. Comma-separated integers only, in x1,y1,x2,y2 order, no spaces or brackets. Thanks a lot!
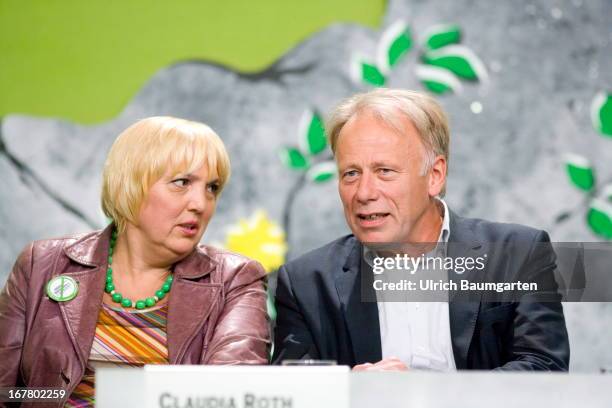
0,117,269,407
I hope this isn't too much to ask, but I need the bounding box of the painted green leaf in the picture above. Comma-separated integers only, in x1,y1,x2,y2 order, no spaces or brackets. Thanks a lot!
352,55,386,87
590,92,612,137
279,147,309,170
565,154,595,191
423,81,451,94
422,24,462,50
377,20,412,73
388,33,411,66
362,62,386,86
587,199,612,239
299,110,327,155
423,45,487,81
307,161,337,183
415,64,462,95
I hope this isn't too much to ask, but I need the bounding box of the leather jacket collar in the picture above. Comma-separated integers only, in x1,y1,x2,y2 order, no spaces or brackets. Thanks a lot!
63,224,218,279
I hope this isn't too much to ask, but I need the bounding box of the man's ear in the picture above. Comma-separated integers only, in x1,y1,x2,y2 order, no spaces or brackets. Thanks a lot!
428,155,447,197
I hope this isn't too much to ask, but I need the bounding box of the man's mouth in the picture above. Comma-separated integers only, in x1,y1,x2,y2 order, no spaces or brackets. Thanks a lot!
358,213,389,221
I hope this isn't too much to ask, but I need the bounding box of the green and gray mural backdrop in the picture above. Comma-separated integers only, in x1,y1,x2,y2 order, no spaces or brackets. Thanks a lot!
1,0,611,371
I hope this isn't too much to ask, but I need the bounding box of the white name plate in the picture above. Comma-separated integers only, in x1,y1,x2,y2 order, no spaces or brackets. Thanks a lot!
97,365,349,408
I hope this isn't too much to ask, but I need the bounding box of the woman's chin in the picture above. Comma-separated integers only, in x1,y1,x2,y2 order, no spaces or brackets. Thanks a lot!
166,237,202,257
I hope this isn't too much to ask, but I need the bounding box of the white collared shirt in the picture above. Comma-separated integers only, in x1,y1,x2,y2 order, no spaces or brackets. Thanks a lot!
367,199,456,371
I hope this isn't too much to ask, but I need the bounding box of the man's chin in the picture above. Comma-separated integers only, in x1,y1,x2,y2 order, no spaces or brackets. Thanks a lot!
353,231,394,244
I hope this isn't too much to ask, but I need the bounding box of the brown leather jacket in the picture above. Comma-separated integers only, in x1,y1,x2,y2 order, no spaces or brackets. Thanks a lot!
0,226,270,407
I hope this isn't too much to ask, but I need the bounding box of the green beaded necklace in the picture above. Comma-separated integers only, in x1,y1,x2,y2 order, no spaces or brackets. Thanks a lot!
104,229,173,310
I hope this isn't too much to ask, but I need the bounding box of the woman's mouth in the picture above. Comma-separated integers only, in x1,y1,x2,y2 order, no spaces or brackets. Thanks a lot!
178,222,199,236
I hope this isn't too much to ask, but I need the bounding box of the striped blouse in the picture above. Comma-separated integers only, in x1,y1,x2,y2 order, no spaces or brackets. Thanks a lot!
65,303,169,407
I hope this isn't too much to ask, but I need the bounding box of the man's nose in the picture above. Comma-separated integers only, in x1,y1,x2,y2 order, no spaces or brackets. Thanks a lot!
355,173,379,203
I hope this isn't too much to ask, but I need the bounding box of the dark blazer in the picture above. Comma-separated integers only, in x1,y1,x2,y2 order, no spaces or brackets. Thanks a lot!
273,211,569,371
0,226,270,407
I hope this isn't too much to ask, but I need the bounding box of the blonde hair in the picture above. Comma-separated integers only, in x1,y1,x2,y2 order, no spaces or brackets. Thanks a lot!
327,88,450,195
101,116,230,232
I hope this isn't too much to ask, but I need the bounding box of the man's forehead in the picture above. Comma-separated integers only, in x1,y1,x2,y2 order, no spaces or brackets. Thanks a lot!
339,110,419,142
335,142,422,170
337,114,422,156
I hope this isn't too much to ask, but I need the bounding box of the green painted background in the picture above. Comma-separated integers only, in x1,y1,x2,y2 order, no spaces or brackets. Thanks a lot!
0,0,385,123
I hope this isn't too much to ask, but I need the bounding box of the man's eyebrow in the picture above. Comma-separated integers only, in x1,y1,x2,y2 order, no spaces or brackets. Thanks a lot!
371,160,398,168
338,162,360,170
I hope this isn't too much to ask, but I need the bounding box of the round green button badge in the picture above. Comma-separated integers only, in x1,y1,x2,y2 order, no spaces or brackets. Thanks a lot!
46,276,78,302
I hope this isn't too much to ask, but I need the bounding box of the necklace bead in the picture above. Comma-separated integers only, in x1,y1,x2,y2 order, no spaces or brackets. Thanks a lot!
105,228,173,309
121,298,133,308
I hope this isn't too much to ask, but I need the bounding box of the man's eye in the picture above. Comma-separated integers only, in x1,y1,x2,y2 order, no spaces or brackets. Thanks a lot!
171,178,190,187
343,170,358,178
379,168,394,175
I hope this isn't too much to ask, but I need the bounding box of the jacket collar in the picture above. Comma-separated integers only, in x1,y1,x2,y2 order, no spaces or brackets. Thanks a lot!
63,224,113,268
173,246,217,279
63,224,217,279
59,224,220,366
166,246,221,363
59,227,111,369
447,210,486,369
335,236,383,365
447,209,482,251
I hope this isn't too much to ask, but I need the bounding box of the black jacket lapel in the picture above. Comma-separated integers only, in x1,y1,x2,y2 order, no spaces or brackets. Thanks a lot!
334,238,382,365
447,211,486,369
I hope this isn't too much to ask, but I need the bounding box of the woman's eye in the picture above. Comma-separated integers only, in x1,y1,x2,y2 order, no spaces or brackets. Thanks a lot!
207,182,220,194
171,178,190,187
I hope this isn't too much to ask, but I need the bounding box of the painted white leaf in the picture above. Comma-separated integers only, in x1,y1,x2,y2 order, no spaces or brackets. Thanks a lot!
279,147,309,170
423,45,488,82
377,20,412,74
306,161,337,183
590,92,612,137
415,64,462,94
601,184,612,201
565,153,595,191
587,198,612,239
421,23,462,50
351,54,386,87
298,109,327,155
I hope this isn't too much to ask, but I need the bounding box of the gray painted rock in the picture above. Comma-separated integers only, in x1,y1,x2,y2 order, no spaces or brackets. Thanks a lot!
1,0,611,371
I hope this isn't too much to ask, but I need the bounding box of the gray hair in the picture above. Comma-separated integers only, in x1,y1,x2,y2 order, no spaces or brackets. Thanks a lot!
327,88,450,195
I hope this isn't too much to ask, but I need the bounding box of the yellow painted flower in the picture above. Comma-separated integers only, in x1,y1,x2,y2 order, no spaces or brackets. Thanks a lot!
223,210,287,273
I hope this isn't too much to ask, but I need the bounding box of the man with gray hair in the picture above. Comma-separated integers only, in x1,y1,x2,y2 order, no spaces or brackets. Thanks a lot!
272,88,569,371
